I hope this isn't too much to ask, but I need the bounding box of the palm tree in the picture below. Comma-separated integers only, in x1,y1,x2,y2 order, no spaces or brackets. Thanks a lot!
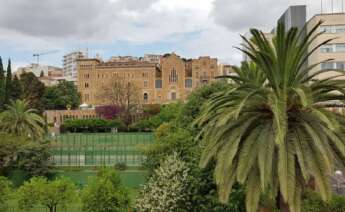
195,21,345,212
0,100,45,139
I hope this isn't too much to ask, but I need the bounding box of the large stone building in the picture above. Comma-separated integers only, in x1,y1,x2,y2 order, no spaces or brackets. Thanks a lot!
77,53,218,105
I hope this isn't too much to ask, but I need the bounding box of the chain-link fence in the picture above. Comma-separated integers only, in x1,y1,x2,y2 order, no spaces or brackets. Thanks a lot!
50,133,154,166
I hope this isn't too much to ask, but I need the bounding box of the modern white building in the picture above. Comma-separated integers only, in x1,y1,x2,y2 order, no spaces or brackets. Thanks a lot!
63,51,87,82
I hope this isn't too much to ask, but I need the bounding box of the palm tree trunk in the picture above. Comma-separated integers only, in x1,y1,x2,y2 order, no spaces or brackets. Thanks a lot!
259,206,273,212
278,192,290,212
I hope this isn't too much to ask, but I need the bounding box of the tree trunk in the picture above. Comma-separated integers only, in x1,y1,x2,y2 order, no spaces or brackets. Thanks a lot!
278,192,290,212
259,206,273,212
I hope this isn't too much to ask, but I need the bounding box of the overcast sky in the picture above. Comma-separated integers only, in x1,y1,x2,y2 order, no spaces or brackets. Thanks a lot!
0,0,342,69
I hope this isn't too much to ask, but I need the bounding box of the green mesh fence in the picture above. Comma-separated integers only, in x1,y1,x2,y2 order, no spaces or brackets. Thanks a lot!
50,133,154,167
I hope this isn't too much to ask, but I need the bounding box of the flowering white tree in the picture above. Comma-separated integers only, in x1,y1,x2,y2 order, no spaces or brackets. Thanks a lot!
136,153,191,211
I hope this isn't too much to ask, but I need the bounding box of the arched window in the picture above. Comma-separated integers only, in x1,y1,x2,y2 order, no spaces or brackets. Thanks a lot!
143,93,148,103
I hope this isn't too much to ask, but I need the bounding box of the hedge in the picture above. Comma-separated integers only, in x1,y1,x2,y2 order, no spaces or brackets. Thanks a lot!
60,119,126,133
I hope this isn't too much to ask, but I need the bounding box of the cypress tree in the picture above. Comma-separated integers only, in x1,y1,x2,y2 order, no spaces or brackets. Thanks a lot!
5,59,12,104
0,57,5,109
10,75,22,101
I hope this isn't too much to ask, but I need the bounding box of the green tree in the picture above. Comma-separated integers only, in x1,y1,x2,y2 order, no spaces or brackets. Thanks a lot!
0,100,46,139
17,177,77,212
81,169,130,212
0,133,27,174
10,75,22,101
0,176,12,211
42,81,80,110
195,21,345,212
0,57,5,110
4,59,12,104
16,141,52,177
20,72,45,112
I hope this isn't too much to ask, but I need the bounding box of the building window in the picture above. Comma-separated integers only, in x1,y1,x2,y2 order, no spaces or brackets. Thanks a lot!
143,93,148,103
336,44,345,52
169,68,178,83
171,92,176,100
85,83,89,88
155,79,162,88
336,62,345,70
320,25,333,33
320,25,345,33
320,44,333,53
185,79,192,88
144,81,148,88
321,62,334,70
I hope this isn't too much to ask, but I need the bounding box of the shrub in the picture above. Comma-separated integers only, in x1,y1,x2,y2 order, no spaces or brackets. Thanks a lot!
136,153,192,211
0,176,12,211
302,190,345,212
81,169,130,212
61,118,126,133
114,162,127,171
95,105,122,120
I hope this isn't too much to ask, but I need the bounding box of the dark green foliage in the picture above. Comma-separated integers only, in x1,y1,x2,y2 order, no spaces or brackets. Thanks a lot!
178,81,230,130
4,59,12,104
114,162,127,171
60,118,126,133
81,169,130,212
20,72,45,113
16,141,53,177
0,57,5,110
0,176,12,211
42,81,80,110
302,190,345,212
132,102,183,131
0,133,52,177
0,133,28,175
9,75,22,101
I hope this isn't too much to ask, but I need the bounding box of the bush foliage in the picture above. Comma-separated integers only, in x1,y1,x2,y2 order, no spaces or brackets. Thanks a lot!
81,169,130,212
61,118,126,133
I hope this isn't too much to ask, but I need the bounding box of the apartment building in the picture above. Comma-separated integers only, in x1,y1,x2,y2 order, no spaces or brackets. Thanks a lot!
63,51,87,82
77,53,218,105
307,13,345,79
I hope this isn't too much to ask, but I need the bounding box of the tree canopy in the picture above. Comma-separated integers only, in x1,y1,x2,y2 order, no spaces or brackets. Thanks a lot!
195,21,345,212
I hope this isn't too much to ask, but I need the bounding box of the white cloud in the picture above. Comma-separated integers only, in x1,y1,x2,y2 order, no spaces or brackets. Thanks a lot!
0,0,337,67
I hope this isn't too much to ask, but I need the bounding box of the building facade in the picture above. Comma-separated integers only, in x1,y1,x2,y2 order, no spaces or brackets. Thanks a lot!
63,51,87,82
38,69,65,86
307,13,345,79
16,63,63,78
77,53,218,105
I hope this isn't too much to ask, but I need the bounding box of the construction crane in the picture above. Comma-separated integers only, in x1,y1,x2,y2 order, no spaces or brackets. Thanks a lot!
33,50,59,65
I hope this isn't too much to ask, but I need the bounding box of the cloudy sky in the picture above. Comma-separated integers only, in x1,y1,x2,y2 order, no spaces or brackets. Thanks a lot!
0,0,342,69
